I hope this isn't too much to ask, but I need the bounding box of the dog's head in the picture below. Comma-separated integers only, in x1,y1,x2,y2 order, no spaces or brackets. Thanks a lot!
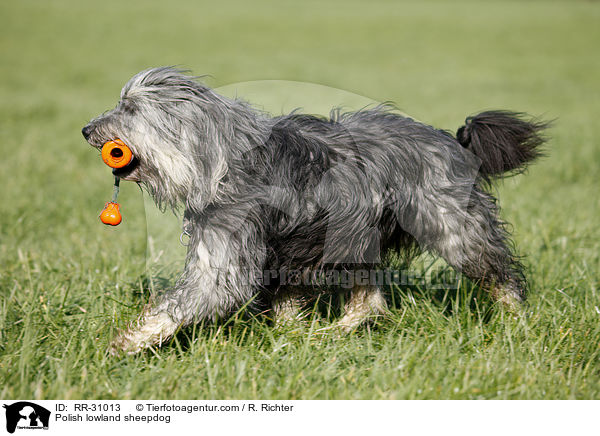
82,67,255,211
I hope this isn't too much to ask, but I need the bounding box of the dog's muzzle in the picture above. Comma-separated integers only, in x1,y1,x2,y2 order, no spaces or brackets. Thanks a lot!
82,124,93,140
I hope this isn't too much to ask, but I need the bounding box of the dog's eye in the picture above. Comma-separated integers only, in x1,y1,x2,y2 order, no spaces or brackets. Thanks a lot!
120,100,137,115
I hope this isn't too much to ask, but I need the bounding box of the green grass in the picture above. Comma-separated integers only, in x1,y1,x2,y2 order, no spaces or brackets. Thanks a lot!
1,0,599,399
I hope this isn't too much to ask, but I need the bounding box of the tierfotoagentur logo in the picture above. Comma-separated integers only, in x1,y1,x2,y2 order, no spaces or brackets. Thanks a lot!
2,402,50,434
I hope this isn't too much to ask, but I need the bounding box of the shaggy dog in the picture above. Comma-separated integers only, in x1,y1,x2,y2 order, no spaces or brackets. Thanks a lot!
82,67,548,354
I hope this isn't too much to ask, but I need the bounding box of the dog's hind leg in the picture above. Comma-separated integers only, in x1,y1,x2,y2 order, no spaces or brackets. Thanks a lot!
336,285,387,332
430,188,527,311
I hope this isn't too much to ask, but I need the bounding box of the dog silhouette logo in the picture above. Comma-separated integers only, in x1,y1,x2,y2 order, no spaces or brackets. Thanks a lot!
2,402,50,433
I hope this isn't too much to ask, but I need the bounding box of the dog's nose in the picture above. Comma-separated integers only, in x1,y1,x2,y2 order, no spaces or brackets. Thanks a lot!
81,124,93,140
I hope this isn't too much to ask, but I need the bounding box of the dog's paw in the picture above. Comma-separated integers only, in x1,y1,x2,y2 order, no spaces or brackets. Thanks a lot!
108,335,141,356
492,285,526,315
108,311,180,356
108,330,153,355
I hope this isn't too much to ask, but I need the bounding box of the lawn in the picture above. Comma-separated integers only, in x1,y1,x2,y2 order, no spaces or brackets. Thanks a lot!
0,0,598,399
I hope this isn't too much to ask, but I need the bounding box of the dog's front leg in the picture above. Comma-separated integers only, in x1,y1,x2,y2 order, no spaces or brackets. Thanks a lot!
109,222,258,355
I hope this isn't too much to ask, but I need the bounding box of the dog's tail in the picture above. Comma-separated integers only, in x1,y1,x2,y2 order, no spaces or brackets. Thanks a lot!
456,110,549,179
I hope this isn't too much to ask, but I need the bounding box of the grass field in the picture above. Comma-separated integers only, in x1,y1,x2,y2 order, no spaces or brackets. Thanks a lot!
1,0,599,400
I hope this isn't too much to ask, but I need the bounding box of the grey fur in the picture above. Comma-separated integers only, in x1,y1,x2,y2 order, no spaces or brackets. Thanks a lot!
82,67,548,353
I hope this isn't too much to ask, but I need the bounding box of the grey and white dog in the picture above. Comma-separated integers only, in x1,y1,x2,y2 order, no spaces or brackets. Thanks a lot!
82,67,548,354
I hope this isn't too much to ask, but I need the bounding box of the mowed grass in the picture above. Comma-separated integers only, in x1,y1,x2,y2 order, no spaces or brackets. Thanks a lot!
1,0,599,399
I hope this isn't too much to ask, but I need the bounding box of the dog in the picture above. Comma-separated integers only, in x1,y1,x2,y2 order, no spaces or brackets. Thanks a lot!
82,67,548,354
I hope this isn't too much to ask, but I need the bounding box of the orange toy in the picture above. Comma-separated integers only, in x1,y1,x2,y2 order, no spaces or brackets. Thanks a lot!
101,139,133,169
100,201,122,226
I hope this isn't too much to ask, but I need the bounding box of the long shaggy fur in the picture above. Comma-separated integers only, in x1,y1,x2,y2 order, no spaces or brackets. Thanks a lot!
82,67,549,353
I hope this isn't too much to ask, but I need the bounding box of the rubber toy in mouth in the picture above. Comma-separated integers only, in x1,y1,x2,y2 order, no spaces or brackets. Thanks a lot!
101,139,133,169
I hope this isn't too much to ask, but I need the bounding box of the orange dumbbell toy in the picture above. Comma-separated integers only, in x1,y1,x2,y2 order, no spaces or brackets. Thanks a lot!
99,176,123,226
98,139,132,226
101,139,133,169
